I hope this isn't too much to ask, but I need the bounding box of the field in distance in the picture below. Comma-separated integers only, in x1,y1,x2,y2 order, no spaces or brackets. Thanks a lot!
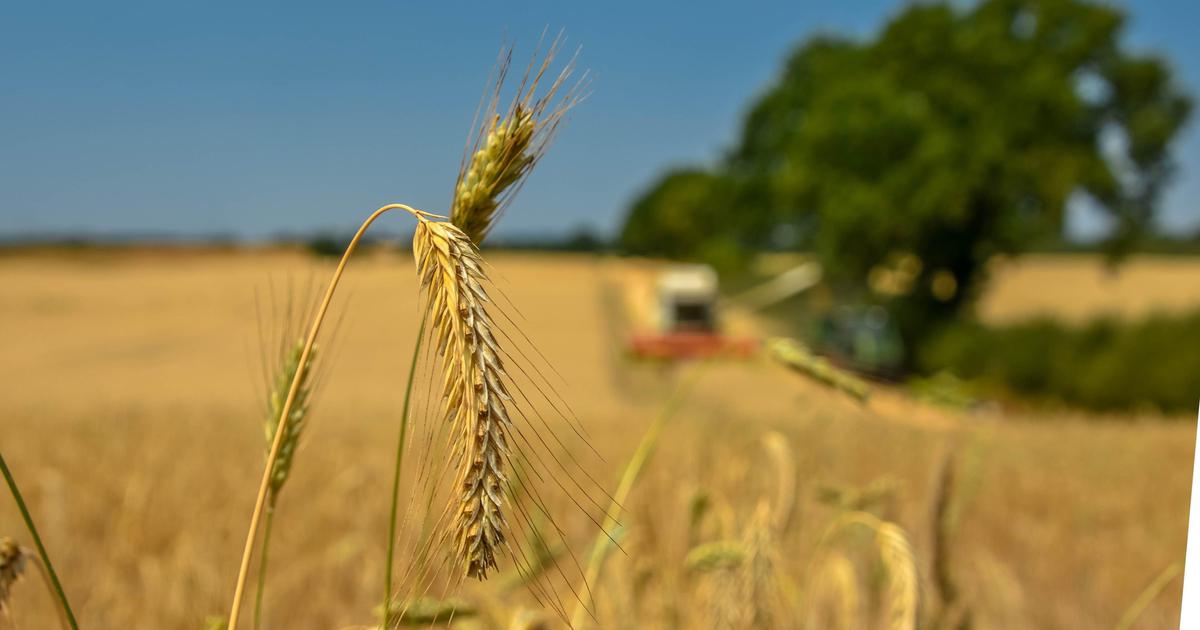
0,248,1192,629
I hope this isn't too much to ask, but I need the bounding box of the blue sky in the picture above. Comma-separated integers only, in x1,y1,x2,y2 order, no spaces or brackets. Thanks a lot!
1,1,1197,241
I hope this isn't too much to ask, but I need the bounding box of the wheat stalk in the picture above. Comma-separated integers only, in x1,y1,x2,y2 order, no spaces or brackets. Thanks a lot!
226,203,437,630
1114,561,1183,630
0,453,77,630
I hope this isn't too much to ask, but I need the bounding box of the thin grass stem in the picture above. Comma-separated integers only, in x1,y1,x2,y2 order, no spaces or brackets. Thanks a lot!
383,309,430,619
0,451,78,630
252,507,276,630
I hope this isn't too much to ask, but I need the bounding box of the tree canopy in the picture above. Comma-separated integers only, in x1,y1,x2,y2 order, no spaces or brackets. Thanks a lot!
619,0,1192,357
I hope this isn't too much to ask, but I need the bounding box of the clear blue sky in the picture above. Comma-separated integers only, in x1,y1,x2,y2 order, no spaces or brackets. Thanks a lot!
1,1,1197,241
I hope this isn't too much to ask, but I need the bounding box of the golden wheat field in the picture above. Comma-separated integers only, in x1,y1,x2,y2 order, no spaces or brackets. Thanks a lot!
0,248,1194,630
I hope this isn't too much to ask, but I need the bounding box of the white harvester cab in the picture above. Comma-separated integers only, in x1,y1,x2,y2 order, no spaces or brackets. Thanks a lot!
656,264,719,334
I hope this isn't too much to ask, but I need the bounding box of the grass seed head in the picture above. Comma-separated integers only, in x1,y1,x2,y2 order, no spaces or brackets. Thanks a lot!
875,521,920,630
414,218,513,580
451,37,585,244
265,339,318,507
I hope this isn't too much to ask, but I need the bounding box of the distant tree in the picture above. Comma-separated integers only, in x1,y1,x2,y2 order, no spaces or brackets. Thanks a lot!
620,168,746,271
621,0,1192,360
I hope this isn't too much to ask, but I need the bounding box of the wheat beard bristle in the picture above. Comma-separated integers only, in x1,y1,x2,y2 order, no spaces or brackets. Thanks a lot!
414,218,513,580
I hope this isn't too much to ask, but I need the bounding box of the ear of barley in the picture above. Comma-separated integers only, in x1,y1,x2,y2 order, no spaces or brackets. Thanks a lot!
761,432,796,534
452,107,536,242
817,512,920,630
768,338,870,402
874,522,920,630
265,339,317,506
805,552,861,630
451,38,584,243
0,537,29,615
413,217,513,580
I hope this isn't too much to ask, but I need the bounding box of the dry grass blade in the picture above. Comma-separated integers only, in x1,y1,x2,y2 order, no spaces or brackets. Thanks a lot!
452,36,585,243
413,217,513,580
1113,561,1183,630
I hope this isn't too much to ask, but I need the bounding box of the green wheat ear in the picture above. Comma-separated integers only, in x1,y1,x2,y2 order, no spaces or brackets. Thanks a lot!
265,340,317,506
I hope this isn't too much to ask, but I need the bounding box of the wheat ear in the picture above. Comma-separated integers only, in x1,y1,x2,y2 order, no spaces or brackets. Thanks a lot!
253,338,318,630
451,36,584,243
768,338,870,401
413,217,513,579
874,521,920,630
805,552,861,630
761,432,796,534
815,512,919,630
265,339,318,507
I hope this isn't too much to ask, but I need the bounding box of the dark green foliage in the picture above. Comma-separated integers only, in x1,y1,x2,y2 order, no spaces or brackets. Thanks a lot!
621,0,1191,357
304,233,347,259
620,168,747,271
921,312,1200,412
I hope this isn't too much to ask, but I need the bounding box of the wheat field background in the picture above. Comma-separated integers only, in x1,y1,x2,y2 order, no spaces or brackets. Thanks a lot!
0,248,1194,629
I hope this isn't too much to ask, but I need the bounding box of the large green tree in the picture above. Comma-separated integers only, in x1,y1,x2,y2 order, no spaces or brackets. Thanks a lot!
620,0,1191,358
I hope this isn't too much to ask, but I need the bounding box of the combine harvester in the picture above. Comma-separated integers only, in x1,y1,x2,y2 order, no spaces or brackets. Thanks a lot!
625,262,820,360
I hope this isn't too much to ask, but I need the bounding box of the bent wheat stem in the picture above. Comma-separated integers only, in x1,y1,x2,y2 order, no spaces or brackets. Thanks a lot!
0,452,78,630
227,203,432,630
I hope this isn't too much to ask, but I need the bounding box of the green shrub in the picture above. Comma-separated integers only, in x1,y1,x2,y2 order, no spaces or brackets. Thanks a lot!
920,312,1200,413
